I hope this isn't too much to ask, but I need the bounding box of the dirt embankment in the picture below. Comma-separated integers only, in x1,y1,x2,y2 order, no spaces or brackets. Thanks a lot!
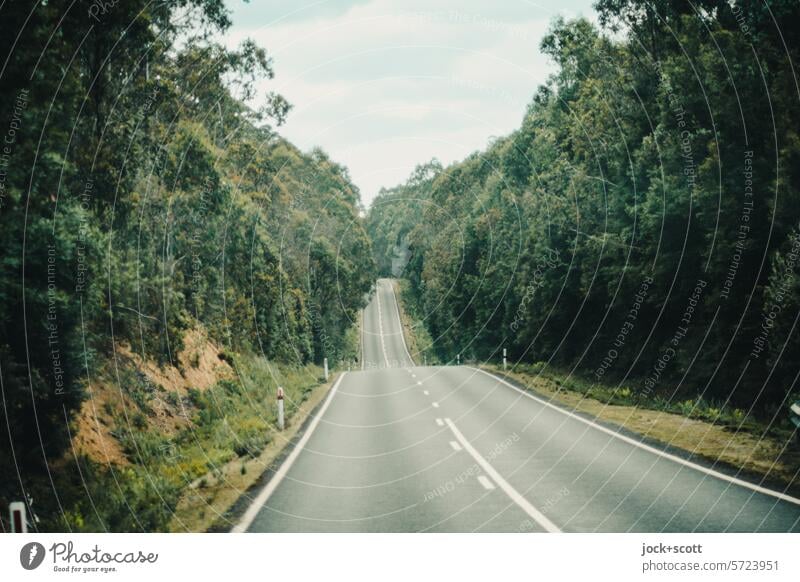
68,323,337,532
71,327,233,467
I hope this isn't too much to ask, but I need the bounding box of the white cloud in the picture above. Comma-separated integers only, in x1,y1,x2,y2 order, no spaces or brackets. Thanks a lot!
226,0,595,205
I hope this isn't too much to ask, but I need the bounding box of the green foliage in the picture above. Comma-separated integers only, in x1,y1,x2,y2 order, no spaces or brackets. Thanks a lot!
0,1,373,531
368,2,800,417
365,160,443,276
42,356,321,532
396,280,439,364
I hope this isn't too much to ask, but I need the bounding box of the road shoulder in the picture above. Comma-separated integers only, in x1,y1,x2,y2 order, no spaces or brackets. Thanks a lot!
480,364,800,499
172,372,342,532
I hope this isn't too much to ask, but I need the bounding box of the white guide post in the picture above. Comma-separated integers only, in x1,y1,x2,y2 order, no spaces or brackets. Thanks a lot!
277,387,285,431
9,501,27,533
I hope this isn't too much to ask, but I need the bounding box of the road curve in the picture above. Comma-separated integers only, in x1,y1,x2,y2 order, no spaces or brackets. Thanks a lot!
235,278,800,532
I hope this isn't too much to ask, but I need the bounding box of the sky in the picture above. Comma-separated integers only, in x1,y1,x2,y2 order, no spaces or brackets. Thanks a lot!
225,0,597,207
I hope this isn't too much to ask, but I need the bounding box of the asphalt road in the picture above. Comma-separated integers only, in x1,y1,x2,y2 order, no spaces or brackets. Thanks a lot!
235,279,800,532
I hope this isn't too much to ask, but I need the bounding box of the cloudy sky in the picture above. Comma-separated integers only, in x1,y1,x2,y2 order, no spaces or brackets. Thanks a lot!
226,0,596,207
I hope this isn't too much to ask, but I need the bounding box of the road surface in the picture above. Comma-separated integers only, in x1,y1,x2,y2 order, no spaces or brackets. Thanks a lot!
234,279,800,532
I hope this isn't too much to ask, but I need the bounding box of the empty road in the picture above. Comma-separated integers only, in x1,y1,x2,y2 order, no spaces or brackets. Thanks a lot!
235,279,800,532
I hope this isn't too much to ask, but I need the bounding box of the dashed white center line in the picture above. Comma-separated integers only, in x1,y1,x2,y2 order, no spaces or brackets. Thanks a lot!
477,475,496,490
416,381,422,386
432,402,439,408
449,441,462,452
423,390,429,396
435,418,444,426
443,417,560,533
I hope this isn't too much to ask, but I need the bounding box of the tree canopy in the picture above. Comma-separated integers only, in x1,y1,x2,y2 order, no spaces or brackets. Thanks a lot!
0,0,375,530
367,0,800,416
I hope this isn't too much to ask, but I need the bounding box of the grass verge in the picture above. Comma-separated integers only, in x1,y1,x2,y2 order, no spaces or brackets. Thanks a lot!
390,278,799,495
47,352,332,532
482,362,800,495
169,365,337,532
391,278,439,365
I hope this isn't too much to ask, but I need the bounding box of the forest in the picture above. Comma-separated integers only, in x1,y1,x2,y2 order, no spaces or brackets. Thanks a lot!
0,0,374,530
4,0,800,534
366,0,800,420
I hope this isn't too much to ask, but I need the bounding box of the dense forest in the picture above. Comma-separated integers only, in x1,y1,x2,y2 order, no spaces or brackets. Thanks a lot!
367,0,800,419
4,0,800,533
0,1,374,530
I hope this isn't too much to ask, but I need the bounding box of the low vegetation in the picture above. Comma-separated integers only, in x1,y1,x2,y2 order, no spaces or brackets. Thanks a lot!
46,336,332,532
394,275,799,486
485,363,800,492
393,280,439,366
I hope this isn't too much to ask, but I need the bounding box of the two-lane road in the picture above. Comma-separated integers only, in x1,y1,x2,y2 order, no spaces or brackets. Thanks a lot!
234,279,800,532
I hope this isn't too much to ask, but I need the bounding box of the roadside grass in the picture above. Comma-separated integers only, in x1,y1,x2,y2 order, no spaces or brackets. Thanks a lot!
393,279,440,365
118,354,320,470
160,353,323,531
63,348,331,532
167,359,335,532
505,362,795,436
483,362,800,491
341,321,361,370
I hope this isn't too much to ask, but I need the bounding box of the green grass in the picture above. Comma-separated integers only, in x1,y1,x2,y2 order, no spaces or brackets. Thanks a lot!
396,279,440,365
59,351,325,532
339,321,362,370
503,361,796,439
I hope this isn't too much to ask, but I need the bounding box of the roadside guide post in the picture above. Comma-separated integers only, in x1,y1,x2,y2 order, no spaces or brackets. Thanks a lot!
277,387,285,431
791,401,800,441
324,358,329,381
9,501,27,533
503,348,507,371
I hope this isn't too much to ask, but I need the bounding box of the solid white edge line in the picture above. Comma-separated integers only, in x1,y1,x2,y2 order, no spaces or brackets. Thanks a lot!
386,278,416,366
449,440,462,452
444,418,560,533
375,284,390,368
477,475,496,490
468,366,800,507
232,373,347,532
360,307,365,371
